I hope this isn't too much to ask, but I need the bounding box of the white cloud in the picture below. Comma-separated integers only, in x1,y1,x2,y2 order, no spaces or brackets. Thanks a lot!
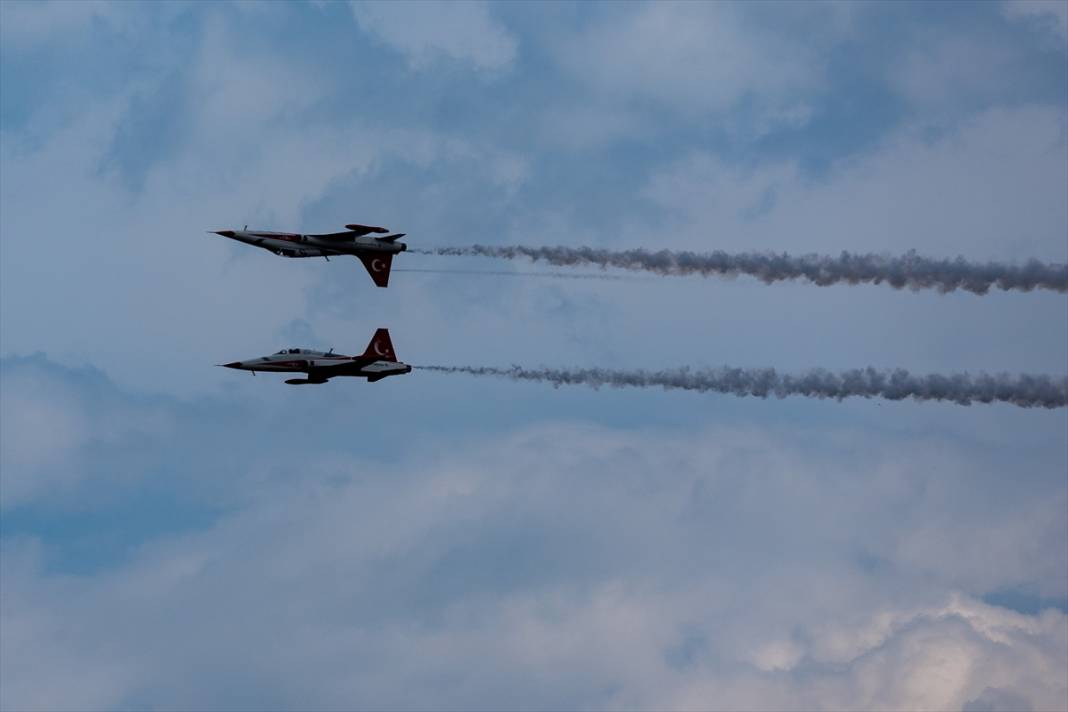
891,35,1020,111
1004,0,1068,44
641,106,1068,262
350,1,517,72
746,638,804,672
554,3,826,118
0,359,174,509
665,596,1068,711
885,3,1068,114
0,0,125,50
0,367,91,506
536,102,652,151
888,26,1057,115
0,543,138,712
2,420,1065,709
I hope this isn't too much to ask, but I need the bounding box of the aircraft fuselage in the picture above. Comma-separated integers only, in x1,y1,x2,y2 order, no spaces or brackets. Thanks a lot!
220,329,412,385
210,225,407,287
212,230,406,260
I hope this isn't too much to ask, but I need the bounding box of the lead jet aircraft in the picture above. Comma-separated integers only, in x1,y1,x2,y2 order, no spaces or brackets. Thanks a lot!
219,328,412,385
209,223,407,287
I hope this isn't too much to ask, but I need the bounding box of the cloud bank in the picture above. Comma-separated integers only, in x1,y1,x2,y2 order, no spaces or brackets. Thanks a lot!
3,370,1065,710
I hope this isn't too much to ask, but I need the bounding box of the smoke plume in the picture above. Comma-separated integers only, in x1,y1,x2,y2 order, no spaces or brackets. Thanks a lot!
420,246,1068,294
417,365,1068,408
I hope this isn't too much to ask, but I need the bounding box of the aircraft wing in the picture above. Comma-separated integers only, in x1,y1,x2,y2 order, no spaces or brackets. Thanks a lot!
306,224,389,240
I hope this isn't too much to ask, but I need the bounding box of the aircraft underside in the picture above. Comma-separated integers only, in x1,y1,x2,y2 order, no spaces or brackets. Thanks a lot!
211,225,405,288
285,368,410,385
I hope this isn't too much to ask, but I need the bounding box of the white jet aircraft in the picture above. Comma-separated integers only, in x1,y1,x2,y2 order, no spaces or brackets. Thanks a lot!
220,328,412,385
209,223,407,287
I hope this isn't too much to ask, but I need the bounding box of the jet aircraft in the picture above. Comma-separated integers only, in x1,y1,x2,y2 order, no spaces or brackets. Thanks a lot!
220,328,412,385
209,223,407,287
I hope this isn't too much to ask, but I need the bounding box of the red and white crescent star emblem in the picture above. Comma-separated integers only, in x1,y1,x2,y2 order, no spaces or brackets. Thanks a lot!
371,259,385,272
373,342,388,357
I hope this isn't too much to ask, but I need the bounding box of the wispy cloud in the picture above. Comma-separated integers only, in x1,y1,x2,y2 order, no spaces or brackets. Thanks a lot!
350,1,517,72
1004,0,1068,44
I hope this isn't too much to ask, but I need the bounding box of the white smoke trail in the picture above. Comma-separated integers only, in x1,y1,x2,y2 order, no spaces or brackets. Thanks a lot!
418,246,1068,294
417,365,1068,408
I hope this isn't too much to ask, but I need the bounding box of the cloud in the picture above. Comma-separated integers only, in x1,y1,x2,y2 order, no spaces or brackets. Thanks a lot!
0,0,126,50
591,105,1067,380
2,389,1065,709
640,106,1068,261
892,35,1021,111
0,364,91,507
349,1,517,72
553,3,826,118
664,595,1068,711
0,540,141,711
0,356,177,509
888,21,1065,116
964,686,1036,712
1004,0,1068,44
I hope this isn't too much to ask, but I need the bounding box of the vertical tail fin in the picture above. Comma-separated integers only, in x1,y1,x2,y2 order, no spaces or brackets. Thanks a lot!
362,328,397,361
358,253,393,288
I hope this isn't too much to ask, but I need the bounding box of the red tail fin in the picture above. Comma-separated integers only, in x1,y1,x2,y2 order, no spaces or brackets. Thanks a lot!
358,253,393,288
362,328,397,361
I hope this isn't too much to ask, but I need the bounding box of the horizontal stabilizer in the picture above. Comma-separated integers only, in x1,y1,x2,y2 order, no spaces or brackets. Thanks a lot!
375,233,406,243
345,223,389,236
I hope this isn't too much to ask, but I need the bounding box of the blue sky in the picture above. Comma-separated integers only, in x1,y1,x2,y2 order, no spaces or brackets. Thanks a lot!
1,1,1067,710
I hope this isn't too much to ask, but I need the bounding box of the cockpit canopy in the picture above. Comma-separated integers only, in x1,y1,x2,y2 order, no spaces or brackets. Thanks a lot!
273,347,333,356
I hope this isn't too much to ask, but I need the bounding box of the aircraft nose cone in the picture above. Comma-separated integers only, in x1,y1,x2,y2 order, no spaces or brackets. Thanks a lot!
211,230,236,237
219,362,243,369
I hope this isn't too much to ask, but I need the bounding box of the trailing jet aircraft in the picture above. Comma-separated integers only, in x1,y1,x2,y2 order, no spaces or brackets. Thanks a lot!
209,223,407,287
219,328,412,385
